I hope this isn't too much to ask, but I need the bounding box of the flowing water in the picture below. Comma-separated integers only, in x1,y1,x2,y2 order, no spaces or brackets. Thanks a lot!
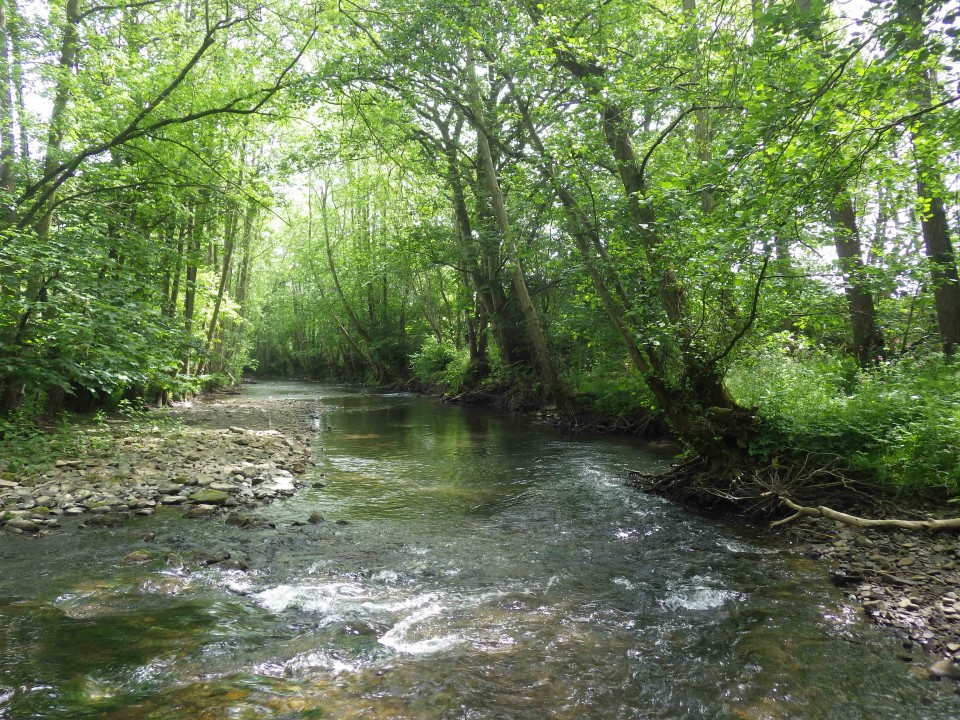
1,382,958,719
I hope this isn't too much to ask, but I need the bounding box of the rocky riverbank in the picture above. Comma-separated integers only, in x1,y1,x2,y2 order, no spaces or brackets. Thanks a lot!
778,517,960,680
6,386,960,684
0,393,312,535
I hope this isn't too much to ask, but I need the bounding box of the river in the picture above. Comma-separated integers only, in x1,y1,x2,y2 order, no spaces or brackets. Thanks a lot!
1,381,958,718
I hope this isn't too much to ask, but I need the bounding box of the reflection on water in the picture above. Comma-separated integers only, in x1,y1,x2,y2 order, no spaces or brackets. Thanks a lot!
1,381,958,719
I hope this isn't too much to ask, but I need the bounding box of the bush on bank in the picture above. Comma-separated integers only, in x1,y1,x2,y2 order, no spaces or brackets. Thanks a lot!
729,342,960,496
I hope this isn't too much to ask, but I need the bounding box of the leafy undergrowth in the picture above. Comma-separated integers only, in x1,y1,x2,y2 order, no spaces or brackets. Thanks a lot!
728,344,960,498
0,401,181,476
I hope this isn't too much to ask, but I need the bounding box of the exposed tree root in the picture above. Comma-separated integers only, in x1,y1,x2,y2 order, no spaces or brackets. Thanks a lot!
772,497,960,531
628,452,888,517
550,408,668,436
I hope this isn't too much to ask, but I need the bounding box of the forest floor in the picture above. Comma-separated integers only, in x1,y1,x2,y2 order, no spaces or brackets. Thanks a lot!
2,385,960,678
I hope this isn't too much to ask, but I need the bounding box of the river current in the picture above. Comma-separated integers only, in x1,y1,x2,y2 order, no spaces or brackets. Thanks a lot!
1,381,958,718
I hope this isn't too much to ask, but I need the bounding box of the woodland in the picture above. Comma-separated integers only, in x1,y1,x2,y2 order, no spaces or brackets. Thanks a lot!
1,0,959,512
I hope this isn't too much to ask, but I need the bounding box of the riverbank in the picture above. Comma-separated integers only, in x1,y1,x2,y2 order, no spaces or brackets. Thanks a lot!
776,514,960,678
0,393,312,533
4,386,960,683
626,448,960,680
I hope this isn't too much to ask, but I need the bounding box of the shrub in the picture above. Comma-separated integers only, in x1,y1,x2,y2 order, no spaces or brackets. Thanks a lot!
729,340,960,493
410,338,459,386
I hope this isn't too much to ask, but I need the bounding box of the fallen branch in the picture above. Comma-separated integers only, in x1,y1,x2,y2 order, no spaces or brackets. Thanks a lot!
776,497,960,531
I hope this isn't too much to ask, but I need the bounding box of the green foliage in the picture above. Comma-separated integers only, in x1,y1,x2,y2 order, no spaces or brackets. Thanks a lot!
0,402,180,475
731,342,960,493
568,362,656,417
410,338,471,393
411,337,456,380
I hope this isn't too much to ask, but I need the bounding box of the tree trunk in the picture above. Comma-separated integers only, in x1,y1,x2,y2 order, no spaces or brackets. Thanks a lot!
681,0,715,215
830,193,884,364
182,204,203,373
437,117,517,367
35,0,80,240
902,0,960,355
166,221,188,317
203,203,241,369
513,95,671,396
7,0,26,170
466,46,568,407
0,0,16,204
320,189,386,381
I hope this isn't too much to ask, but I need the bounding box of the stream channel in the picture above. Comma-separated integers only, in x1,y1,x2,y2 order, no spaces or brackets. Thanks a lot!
2,381,960,718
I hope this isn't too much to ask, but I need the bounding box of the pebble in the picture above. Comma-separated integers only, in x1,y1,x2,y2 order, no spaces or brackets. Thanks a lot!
0,396,310,531
783,517,960,664
4,518,39,533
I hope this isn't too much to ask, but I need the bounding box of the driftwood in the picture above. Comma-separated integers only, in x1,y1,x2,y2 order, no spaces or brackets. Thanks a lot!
772,497,960,531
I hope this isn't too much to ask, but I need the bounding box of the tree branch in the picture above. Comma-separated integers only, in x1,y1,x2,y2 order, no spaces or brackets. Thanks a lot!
775,497,960,531
638,104,740,184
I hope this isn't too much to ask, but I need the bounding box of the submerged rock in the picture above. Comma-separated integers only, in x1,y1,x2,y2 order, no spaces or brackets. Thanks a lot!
4,518,40,533
123,549,153,563
83,514,126,528
193,549,230,565
929,659,960,680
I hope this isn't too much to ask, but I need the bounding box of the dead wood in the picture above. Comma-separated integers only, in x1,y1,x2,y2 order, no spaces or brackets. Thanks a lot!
773,497,960,531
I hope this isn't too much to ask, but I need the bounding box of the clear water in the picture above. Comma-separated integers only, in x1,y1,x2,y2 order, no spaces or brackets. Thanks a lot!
1,381,957,719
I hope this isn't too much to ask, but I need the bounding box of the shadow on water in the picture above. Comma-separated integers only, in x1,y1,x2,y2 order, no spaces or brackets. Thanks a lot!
1,381,959,719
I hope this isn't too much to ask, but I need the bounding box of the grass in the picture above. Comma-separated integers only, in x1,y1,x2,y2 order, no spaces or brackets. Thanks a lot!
728,342,960,495
0,399,180,476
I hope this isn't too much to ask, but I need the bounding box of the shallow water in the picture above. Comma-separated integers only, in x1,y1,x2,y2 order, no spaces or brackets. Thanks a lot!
1,381,958,719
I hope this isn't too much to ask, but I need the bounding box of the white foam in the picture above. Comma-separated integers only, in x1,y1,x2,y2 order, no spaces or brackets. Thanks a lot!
662,586,741,611
285,650,359,676
255,582,374,617
378,602,461,655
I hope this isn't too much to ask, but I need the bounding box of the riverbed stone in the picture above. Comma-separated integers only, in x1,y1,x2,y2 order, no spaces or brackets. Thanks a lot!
209,482,240,493
5,518,39,532
184,504,217,518
123,549,153,563
929,659,960,680
190,489,229,505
